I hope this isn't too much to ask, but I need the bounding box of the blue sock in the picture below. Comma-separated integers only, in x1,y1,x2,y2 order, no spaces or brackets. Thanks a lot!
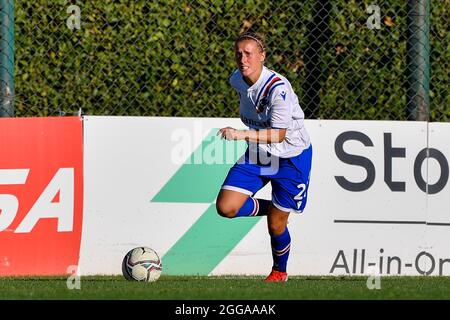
270,227,291,272
234,198,270,217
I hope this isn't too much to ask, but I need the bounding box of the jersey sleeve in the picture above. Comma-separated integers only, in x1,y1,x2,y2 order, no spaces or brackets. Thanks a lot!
269,85,292,129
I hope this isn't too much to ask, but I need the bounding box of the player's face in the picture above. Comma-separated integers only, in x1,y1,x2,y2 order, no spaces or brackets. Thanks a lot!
235,39,265,85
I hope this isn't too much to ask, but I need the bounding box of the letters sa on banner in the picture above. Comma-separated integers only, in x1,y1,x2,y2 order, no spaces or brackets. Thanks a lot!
0,117,83,276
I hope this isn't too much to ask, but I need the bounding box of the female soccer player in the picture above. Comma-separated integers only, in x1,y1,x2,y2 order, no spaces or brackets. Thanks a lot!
216,31,312,282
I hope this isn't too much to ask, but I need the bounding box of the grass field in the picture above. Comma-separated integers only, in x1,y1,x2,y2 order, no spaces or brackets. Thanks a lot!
0,275,449,300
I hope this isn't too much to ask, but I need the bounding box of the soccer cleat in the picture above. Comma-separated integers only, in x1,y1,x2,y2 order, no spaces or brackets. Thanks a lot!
265,269,288,282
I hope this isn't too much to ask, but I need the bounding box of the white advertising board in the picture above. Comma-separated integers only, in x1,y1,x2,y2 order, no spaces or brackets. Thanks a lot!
425,123,450,276
80,117,450,276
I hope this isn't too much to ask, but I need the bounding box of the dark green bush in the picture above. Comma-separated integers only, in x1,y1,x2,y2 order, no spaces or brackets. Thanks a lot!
13,0,448,121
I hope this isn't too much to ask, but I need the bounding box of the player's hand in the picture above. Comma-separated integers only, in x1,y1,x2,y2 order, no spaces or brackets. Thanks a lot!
218,127,240,141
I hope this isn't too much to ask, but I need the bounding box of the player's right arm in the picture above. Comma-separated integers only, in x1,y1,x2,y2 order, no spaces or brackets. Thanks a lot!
217,127,286,143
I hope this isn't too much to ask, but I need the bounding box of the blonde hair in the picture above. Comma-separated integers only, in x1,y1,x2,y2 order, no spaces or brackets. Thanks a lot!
235,31,266,52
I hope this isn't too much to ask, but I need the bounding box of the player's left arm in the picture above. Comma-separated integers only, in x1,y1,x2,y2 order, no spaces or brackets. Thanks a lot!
218,85,290,143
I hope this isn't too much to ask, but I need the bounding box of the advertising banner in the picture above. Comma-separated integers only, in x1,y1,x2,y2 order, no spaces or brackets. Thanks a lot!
81,117,450,276
0,117,83,276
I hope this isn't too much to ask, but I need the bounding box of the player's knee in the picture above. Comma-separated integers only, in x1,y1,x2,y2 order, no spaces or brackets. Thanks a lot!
268,222,286,236
216,201,238,218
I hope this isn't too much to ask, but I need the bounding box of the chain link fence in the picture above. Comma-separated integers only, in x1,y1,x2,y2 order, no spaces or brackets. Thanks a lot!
1,0,448,121
0,0,14,117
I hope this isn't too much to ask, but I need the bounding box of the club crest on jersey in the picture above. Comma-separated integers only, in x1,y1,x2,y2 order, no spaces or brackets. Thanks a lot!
256,97,269,113
255,75,285,114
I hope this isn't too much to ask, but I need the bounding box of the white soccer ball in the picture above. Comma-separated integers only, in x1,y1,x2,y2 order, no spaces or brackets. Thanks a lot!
122,247,162,282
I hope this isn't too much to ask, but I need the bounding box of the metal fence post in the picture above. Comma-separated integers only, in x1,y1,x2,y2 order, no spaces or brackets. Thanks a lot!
406,0,430,121
0,0,14,117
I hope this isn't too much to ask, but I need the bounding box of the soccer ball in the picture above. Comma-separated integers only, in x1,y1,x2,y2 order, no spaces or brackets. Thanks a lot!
122,247,162,282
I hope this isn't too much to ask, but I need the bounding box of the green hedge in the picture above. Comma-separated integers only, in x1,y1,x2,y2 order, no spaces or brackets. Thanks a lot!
13,0,449,121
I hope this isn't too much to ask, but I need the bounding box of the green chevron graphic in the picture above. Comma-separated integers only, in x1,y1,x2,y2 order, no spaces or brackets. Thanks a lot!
151,129,262,275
